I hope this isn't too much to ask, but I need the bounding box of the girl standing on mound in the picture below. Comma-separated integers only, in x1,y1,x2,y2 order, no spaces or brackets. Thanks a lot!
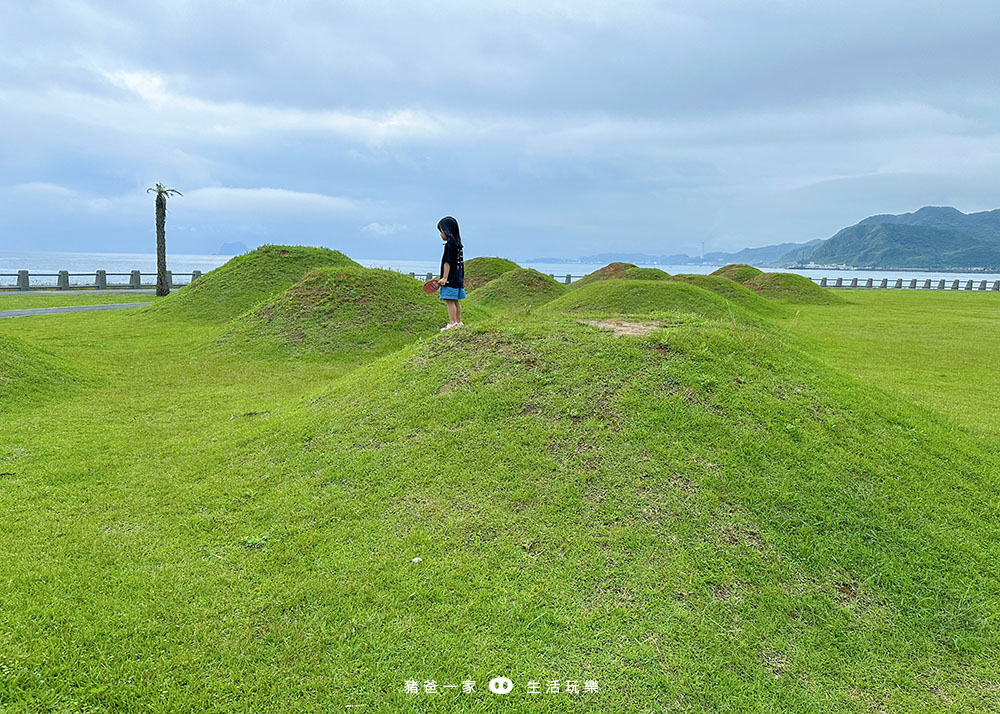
437,215,465,331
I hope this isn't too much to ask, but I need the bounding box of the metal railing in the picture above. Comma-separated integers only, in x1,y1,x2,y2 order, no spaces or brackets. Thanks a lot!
812,276,1000,291
0,270,203,291
4,268,996,292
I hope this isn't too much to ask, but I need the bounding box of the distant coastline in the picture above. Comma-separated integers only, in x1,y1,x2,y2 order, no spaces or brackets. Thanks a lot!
527,206,1000,272
523,256,1000,274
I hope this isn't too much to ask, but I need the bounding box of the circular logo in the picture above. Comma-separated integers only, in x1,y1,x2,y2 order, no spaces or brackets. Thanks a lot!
488,677,513,695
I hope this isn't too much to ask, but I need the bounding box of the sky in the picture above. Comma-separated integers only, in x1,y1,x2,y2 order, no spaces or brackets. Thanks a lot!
2,0,1000,260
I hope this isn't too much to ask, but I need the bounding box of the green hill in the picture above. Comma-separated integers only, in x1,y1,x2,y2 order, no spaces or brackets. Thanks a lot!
619,266,671,281
543,279,755,322
146,244,359,321
668,273,788,318
743,272,843,304
711,263,763,282
856,205,1000,239
466,268,566,311
262,315,1000,709
4,245,1000,711
779,206,1000,270
777,241,821,266
220,266,449,361
798,223,1000,270
463,257,521,290
569,262,638,289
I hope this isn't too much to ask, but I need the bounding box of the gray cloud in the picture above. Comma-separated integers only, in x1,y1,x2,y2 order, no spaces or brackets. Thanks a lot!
2,0,1000,258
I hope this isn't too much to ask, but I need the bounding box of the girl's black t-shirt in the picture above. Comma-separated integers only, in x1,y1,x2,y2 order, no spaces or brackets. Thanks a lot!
441,239,464,289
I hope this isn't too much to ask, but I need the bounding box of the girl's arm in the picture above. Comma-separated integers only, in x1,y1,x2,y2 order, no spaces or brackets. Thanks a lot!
441,242,454,284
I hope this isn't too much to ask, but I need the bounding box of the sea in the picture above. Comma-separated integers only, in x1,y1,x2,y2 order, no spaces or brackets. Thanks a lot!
2,250,1000,288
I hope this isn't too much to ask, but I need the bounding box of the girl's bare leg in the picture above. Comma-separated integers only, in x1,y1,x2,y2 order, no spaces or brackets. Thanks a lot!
455,300,462,323
447,300,458,323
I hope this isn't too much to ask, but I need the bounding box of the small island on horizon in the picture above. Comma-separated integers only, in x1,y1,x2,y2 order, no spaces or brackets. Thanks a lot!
216,241,250,256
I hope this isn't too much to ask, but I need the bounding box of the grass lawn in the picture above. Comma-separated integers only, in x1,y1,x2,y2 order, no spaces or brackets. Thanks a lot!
0,292,160,311
1,258,998,713
777,290,1000,437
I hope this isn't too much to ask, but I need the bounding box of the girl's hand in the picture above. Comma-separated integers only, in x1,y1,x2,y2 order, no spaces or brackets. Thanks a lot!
439,277,447,285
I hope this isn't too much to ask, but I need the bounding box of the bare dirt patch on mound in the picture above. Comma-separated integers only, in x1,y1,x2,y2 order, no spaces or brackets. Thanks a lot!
578,318,667,336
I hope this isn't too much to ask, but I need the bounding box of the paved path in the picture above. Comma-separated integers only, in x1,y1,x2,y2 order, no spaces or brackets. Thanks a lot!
0,289,157,296
0,303,152,319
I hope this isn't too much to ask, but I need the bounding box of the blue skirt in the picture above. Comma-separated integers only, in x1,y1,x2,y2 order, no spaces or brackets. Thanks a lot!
440,286,466,300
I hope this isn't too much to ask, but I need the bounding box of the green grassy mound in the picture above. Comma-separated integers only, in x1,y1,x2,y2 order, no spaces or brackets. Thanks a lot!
744,271,843,304
668,273,789,318
467,268,567,311
0,334,88,406
712,263,764,282
5,248,1000,711
569,261,638,289
620,266,671,281
248,316,1000,709
3,298,1000,710
463,256,521,290
542,279,753,321
146,245,359,321
220,266,451,361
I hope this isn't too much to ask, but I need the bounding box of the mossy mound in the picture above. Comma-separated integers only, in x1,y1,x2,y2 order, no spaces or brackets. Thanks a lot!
541,279,752,321
221,266,456,361
743,272,843,304
668,273,788,318
711,263,764,283
0,334,88,406
463,257,521,291
569,262,638,289
467,268,567,312
147,245,359,321
270,316,1000,705
619,267,671,281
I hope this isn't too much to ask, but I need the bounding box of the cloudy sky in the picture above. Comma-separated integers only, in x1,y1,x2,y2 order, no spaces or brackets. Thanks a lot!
2,1,999,260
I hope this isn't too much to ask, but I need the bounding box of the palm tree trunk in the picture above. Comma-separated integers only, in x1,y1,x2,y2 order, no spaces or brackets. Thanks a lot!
155,193,169,296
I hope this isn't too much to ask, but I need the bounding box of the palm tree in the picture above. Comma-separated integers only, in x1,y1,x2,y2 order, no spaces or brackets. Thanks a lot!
146,183,183,296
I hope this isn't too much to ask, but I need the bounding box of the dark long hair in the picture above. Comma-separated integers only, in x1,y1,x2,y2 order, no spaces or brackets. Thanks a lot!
437,216,462,246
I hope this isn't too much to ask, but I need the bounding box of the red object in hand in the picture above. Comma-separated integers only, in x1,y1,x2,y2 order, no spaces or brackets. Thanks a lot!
422,279,442,293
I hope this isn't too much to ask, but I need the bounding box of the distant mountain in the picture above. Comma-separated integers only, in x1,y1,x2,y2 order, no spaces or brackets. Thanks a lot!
524,257,579,264
778,241,823,266
855,206,1000,241
778,206,1000,270
535,239,818,267
704,239,823,266
577,252,693,264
